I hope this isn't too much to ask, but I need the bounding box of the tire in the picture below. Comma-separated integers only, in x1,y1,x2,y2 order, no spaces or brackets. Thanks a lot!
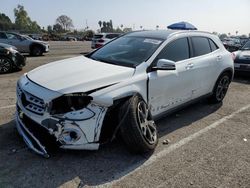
0,56,12,74
31,46,43,56
119,95,158,153
209,73,231,103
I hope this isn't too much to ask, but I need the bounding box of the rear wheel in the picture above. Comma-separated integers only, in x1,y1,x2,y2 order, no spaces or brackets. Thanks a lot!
0,56,12,73
119,95,158,153
31,46,43,56
209,73,230,103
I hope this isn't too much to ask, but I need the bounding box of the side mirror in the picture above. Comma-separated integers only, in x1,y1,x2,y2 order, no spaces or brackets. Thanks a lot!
153,59,176,71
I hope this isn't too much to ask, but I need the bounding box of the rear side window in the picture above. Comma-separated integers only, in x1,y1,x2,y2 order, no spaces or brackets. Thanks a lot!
209,39,219,52
157,37,189,62
106,34,120,39
191,37,211,57
0,32,7,39
93,35,103,39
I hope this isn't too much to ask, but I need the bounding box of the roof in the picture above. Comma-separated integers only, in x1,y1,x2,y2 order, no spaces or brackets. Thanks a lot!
125,30,213,40
125,30,179,40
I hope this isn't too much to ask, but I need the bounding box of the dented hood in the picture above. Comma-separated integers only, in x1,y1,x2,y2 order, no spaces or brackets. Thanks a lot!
27,56,134,93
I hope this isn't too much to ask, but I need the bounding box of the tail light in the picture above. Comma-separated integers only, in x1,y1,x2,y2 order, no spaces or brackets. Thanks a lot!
98,39,105,43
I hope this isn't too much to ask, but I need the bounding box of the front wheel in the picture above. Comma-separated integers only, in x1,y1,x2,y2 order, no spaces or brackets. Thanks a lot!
119,95,158,153
0,56,12,74
209,73,231,103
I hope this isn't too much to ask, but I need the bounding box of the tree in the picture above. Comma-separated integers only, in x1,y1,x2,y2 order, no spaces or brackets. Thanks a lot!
56,15,73,31
0,13,13,30
83,30,94,39
47,25,52,33
156,25,159,30
98,21,102,28
14,4,41,32
53,23,63,33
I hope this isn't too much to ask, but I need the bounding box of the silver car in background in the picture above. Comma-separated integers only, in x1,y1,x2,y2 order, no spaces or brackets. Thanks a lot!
0,31,49,56
91,33,120,49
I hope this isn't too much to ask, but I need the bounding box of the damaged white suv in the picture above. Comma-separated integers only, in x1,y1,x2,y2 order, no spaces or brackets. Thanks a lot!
16,30,234,157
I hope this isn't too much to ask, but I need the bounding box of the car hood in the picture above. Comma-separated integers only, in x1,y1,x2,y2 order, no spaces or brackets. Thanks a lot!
27,56,135,93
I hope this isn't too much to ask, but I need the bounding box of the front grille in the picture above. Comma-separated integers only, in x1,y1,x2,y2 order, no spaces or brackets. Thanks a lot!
17,84,45,115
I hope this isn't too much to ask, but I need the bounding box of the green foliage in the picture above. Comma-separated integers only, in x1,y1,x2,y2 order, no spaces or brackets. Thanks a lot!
14,4,41,32
0,13,13,30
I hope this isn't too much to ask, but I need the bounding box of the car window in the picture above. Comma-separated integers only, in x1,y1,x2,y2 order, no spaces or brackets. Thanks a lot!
106,34,119,39
0,32,7,39
191,37,211,57
89,36,163,67
209,39,219,52
241,41,250,50
0,33,7,39
93,35,103,39
157,37,189,62
6,33,20,40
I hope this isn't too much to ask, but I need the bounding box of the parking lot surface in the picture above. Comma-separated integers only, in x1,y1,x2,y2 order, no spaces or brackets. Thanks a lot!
0,41,250,188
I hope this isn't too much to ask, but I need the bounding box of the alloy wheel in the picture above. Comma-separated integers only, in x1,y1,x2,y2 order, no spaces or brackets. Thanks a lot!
0,57,11,73
137,101,157,145
216,75,230,101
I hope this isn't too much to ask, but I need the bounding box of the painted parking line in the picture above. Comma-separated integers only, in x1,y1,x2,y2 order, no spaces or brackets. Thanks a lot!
0,104,15,110
99,104,250,187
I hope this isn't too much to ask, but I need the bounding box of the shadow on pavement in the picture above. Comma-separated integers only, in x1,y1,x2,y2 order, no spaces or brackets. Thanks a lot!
0,100,222,187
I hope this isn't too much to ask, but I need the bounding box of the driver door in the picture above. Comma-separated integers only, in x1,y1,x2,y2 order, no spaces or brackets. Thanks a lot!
148,37,196,117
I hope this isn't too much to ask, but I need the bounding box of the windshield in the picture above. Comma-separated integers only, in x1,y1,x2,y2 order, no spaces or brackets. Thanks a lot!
89,36,163,67
241,41,250,50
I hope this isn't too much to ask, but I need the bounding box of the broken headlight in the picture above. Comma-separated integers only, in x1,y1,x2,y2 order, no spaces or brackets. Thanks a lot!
50,93,93,115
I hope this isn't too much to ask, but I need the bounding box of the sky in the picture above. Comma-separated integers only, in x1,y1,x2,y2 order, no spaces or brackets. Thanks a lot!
0,0,250,35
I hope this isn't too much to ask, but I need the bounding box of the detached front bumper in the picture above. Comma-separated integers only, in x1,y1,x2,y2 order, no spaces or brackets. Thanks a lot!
15,110,50,158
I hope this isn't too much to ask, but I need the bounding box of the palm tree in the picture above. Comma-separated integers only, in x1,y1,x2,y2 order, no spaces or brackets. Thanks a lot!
120,24,123,29
140,26,143,30
236,31,238,36
98,21,102,28
156,25,159,30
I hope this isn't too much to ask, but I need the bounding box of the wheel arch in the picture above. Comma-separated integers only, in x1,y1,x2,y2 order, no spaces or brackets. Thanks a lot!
29,42,45,52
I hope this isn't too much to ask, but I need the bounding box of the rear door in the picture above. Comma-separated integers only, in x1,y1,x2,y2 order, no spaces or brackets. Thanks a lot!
189,36,219,97
5,33,29,52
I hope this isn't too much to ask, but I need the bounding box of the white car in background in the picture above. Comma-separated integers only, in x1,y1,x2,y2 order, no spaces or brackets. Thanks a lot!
91,33,120,49
16,30,234,157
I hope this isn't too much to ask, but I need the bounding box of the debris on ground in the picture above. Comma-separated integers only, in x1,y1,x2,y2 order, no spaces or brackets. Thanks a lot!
162,139,170,145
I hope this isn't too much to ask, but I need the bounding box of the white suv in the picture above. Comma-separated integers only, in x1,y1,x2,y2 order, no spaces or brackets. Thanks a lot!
91,33,120,49
16,30,234,157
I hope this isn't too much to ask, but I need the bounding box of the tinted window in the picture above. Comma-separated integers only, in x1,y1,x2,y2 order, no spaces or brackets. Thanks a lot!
192,37,211,57
106,34,120,39
209,39,218,51
0,32,7,39
158,38,189,62
93,35,103,39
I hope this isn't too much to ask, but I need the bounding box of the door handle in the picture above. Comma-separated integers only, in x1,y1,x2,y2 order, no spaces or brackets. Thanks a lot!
186,63,194,69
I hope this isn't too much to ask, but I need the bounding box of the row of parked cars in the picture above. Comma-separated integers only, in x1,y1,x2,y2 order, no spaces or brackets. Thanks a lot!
0,31,50,74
